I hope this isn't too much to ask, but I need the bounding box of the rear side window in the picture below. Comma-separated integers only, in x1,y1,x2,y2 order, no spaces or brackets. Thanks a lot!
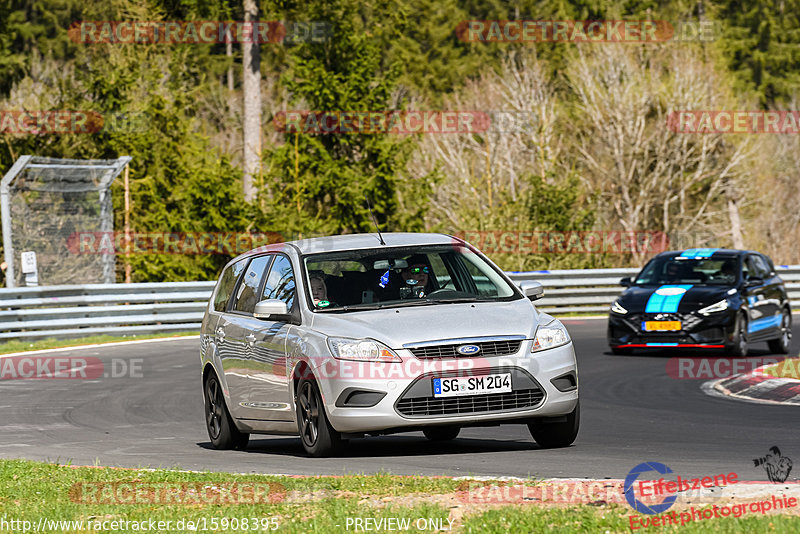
747,256,769,278
759,254,775,276
262,255,296,309
750,255,771,279
213,259,247,312
232,255,272,313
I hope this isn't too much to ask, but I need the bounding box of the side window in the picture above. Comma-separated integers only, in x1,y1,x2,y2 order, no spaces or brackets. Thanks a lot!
460,256,497,296
213,259,247,312
428,254,453,290
751,255,771,278
232,255,272,313
759,254,775,276
262,255,296,309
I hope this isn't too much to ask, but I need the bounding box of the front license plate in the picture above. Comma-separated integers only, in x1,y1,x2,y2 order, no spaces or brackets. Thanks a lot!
432,373,512,398
642,321,682,331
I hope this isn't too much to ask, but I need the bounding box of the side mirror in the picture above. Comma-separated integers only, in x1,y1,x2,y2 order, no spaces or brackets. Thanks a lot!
619,277,632,287
518,280,544,301
253,299,289,319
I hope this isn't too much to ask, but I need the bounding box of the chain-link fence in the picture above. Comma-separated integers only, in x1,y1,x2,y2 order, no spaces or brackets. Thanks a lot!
1,156,131,287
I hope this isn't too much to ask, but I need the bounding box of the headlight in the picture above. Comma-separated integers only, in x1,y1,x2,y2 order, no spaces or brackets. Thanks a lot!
698,299,729,315
327,337,401,362
531,321,571,352
610,300,628,314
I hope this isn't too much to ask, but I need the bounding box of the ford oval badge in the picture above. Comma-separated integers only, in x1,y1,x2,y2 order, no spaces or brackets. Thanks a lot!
457,344,481,355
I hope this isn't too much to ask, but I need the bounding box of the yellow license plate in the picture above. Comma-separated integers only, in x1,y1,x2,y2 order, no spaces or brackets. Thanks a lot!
643,321,682,331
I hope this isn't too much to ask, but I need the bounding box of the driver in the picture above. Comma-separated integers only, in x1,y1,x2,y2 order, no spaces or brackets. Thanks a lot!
400,256,432,298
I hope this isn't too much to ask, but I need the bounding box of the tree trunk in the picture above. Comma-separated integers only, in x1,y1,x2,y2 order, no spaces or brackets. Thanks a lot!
728,196,744,249
242,0,261,202
226,38,234,92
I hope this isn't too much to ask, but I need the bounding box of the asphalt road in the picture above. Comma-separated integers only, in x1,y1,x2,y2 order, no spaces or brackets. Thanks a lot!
1,319,798,481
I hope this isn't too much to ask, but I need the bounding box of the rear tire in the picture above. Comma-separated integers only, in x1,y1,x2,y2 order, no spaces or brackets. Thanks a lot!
528,401,580,448
610,346,632,355
423,426,460,441
727,313,749,357
767,309,792,354
204,373,249,450
296,378,344,457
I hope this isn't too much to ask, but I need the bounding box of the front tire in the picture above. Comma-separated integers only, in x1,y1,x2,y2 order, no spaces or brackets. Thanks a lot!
528,401,580,448
296,378,343,457
204,373,249,450
767,309,792,354
727,313,749,357
423,426,460,441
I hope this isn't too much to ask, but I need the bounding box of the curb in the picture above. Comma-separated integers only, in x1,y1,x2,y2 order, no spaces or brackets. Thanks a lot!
707,361,800,405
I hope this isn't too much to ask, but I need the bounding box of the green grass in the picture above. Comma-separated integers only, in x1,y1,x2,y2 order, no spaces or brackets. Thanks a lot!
0,332,198,355
1,460,798,533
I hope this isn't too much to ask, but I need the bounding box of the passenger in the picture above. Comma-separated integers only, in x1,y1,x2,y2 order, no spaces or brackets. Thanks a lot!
309,274,329,306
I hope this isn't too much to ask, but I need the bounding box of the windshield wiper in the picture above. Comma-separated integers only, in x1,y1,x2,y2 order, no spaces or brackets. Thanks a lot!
429,296,492,303
317,299,435,313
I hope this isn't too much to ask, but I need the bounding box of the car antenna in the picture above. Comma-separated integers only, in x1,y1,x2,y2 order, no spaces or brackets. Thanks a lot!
365,195,386,245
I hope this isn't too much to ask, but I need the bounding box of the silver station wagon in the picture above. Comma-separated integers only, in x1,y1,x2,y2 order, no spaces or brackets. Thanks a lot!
200,233,579,457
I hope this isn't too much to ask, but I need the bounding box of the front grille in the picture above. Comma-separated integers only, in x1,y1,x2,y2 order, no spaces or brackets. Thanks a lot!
408,340,522,359
396,388,544,416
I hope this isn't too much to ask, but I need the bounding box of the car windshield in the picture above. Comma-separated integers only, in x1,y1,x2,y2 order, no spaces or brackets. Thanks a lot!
302,245,518,311
634,256,739,286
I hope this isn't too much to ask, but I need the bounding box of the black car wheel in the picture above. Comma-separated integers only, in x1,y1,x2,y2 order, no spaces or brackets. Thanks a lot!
610,346,632,356
528,401,580,448
767,308,792,354
204,373,249,450
727,313,749,357
296,378,344,457
423,426,461,441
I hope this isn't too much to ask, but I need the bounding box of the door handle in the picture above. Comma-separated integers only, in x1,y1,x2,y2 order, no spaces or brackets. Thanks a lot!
216,328,226,342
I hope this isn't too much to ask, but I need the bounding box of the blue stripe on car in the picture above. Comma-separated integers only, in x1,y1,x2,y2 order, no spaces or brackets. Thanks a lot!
646,342,678,346
747,315,782,333
680,248,719,258
645,285,693,313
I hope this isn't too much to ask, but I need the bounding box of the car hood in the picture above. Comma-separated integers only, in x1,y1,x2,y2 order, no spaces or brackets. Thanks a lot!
619,285,731,312
308,299,541,349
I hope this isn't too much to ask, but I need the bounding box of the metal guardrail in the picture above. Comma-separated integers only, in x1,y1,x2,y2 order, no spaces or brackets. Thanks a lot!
1,267,799,340
0,282,215,340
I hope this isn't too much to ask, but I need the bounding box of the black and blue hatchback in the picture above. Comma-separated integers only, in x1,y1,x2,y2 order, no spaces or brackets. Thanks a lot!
608,249,792,356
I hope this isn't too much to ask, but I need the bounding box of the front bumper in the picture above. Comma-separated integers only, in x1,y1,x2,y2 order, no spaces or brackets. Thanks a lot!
607,310,735,348
313,341,579,434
